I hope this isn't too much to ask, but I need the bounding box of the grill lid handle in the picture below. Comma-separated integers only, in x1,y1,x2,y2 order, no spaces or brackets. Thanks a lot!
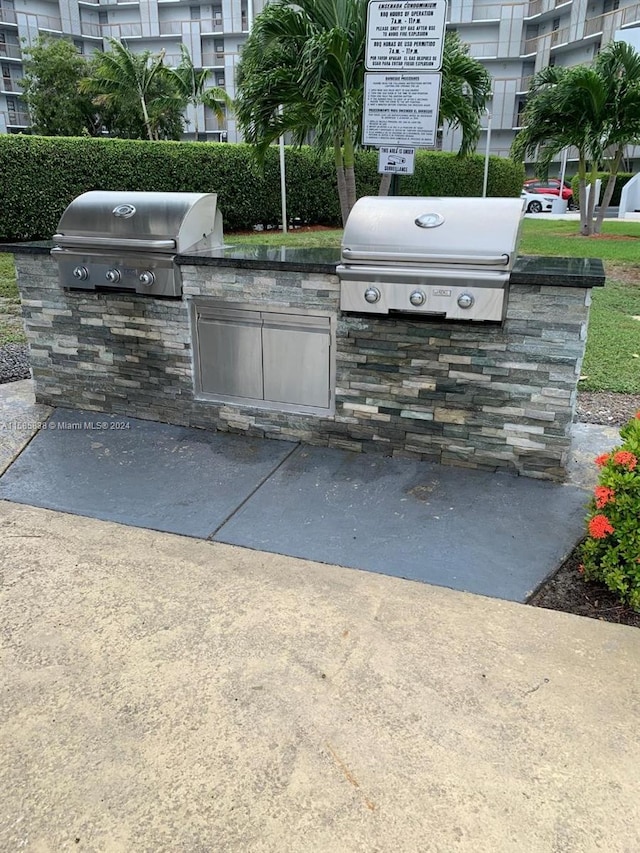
53,234,177,251
342,249,511,266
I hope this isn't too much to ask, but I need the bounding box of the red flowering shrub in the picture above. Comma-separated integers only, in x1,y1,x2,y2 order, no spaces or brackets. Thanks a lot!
582,412,640,610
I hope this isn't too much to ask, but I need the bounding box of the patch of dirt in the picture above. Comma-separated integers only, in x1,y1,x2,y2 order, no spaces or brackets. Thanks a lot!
566,232,638,241
528,544,640,629
605,262,640,284
577,391,640,426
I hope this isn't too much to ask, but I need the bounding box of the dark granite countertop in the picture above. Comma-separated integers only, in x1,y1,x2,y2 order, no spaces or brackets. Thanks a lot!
0,240,605,288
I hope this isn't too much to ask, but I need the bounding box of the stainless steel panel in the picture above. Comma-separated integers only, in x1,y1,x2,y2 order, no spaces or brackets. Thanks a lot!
340,281,506,321
54,191,224,254
336,263,509,289
53,250,180,297
262,314,330,409
53,235,176,251
341,196,523,272
197,308,264,400
342,250,511,267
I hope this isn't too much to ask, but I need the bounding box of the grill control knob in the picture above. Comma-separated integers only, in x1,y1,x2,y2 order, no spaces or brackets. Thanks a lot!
139,271,156,287
73,266,89,281
364,287,381,304
457,292,475,309
105,268,121,284
409,290,426,307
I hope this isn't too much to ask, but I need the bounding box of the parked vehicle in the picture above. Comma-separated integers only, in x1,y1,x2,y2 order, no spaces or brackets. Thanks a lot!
523,178,576,209
520,190,556,214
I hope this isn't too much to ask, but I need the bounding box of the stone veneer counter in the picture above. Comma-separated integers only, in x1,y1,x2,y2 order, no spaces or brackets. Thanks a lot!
3,242,604,480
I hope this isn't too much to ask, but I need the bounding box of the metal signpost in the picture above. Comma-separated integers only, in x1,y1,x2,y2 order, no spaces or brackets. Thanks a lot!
364,0,447,186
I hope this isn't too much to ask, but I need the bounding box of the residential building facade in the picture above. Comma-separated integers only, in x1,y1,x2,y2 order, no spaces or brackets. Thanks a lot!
1,0,639,169
0,0,267,139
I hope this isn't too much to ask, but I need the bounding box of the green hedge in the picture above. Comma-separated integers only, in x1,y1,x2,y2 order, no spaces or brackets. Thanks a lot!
0,135,524,240
570,172,634,208
402,151,524,198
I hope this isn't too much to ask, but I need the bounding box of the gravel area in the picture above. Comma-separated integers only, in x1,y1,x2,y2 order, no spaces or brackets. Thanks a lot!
0,344,31,384
576,391,640,426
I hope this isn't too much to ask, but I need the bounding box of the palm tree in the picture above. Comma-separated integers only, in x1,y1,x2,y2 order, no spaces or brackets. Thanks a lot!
82,39,183,141
170,44,232,139
592,41,640,232
236,0,367,225
511,41,640,236
236,2,491,224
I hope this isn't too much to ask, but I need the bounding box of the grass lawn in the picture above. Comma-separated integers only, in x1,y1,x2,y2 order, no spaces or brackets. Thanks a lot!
1,217,639,391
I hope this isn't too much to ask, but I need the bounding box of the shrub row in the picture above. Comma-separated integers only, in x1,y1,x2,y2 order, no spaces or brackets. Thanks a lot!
570,172,634,208
0,135,524,240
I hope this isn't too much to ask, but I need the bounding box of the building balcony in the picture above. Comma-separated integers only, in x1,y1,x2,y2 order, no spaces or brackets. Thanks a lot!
0,43,22,60
526,0,572,17
583,14,604,36
80,20,102,36
0,7,17,25
5,110,30,127
201,52,225,66
37,14,63,32
469,4,503,21
0,77,20,93
103,22,143,37
550,25,570,46
516,75,533,93
467,42,499,58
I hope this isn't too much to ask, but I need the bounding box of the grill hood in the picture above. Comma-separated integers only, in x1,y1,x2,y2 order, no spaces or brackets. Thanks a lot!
340,196,524,270
53,190,223,255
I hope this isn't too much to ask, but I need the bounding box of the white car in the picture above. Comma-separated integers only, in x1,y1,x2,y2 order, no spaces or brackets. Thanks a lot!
520,190,556,214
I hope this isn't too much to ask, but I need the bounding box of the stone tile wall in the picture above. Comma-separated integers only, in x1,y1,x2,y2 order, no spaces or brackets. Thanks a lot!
15,255,591,480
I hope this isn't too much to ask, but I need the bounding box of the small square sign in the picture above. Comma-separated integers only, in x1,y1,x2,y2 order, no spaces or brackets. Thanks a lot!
377,147,416,175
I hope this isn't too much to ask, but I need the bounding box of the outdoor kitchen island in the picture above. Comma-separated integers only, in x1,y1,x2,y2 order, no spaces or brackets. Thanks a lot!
7,243,604,481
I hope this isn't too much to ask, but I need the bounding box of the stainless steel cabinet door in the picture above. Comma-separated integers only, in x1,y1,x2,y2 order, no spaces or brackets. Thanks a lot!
197,307,264,400
262,313,330,408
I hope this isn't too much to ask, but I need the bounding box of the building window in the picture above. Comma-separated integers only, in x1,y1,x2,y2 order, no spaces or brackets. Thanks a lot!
603,0,619,11
552,17,560,29
214,39,224,51
216,74,225,85
98,11,108,24
548,55,556,65
593,39,602,54
190,5,200,20
73,39,84,54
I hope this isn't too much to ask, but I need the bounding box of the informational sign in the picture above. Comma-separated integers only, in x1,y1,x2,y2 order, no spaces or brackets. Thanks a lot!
365,0,447,72
363,73,442,147
377,146,416,175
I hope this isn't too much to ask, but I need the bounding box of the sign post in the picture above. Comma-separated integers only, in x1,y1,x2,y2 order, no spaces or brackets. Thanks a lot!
364,0,448,186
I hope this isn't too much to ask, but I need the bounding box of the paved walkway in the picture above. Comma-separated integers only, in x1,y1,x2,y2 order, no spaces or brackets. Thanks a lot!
1,380,637,853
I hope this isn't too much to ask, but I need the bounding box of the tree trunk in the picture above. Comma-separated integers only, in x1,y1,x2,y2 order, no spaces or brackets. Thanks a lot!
378,173,392,196
140,94,154,141
334,141,349,227
594,146,623,234
343,132,357,216
585,161,599,236
578,158,589,237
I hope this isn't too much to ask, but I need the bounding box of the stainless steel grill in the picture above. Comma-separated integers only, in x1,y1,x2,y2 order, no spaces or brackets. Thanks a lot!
51,191,223,297
337,196,524,322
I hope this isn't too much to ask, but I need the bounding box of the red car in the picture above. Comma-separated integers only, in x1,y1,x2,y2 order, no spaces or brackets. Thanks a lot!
523,178,575,209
